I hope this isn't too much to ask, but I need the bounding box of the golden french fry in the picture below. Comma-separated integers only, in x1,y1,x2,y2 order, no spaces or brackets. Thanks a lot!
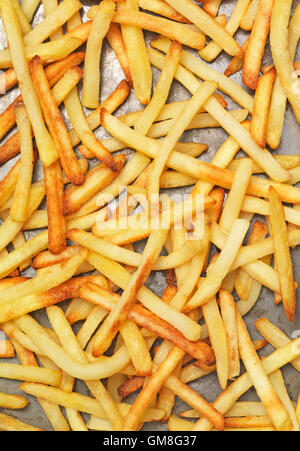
240,0,259,30
242,0,274,90
219,290,240,379
82,0,115,109
250,68,276,148
0,413,42,431
106,23,133,87
268,186,296,322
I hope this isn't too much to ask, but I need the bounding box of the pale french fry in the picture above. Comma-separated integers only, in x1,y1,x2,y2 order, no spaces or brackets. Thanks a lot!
236,310,292,431
44,161,66,255
268,186,296,322
118,0,152,105
0,392,28,409
0,363,61,386
219,290,240,380
0,0,59,167
42,0,63,41
21,0,41,22
0,159,22,210
10,101,33,223
82,0,115,109
242,0,274,90
30,55,85,186
198,0,250,62
250,68,276,148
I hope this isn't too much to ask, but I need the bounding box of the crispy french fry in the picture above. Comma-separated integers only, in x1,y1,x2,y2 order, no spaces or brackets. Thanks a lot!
106,23,133,86
44,161,66,255
30,55,85,186
0,339,14,358
250,68,276,148
242,0,274,90
202,0,222,18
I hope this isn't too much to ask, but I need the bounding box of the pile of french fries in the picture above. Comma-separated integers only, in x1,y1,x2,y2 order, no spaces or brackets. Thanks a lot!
0,0,299,432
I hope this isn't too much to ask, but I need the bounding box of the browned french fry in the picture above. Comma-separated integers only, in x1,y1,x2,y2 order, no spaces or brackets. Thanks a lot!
202,0,222,18
242,0,274,90
268,186,296,322
118,376,145,399
224,37,249,77
0,339,15,358
30,55,85,186
250,68,276,148
44,161,66,255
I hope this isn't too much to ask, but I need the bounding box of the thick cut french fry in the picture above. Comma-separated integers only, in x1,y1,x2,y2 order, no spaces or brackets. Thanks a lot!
82,0,116,109
242,0,274,90
268,186,296,322
202,0,222,18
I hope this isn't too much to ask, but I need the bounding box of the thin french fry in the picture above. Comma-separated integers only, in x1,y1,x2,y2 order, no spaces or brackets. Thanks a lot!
219,290,240,379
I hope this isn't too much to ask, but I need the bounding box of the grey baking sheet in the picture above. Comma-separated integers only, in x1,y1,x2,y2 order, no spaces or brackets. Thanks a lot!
0,0,299,431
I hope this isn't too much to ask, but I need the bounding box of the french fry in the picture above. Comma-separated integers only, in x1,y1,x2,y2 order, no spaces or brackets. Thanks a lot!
269,368,299,431
202,296,229,390
151,36,254,113
224,37,249,77
254,318,300,373
63,155,125,216
106,23,133,87
79,283,215,365
10,100,34,223
44,161,66,255
64,87,116,171
10,0,31,35
202,0,222,18
90,229,169,357
270,0,300,124
219,290,240,380
198,0,250,62
163,0,242,57
240,0,259,30
236,310,292,431
0,0,59,167
118,0,152,105
242,0,274,90
138,0,190,22
268,186,296,322
219,158,252,232
147,81,217,200
185,219,250,311
0,363,61,386
250,68,276,148
21,0,42,22
0,392,28,409
0,339,14,358
0,413,42,432
82,0,116,109
30,55,85,186
42,0,63,41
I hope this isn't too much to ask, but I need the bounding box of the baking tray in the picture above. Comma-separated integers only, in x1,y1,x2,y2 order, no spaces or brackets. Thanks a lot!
0,0,299,431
